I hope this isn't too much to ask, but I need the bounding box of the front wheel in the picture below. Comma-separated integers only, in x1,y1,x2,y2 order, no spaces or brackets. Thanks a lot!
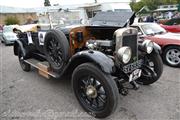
136,51,163,85
72,63,119,118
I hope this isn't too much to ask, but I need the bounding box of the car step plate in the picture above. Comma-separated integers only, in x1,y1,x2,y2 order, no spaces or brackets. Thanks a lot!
24,59,60,78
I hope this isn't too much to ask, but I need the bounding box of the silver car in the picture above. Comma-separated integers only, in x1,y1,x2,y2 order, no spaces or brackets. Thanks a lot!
1,25,18,45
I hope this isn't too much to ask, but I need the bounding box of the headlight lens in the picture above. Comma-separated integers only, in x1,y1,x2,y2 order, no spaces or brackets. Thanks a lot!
143,40,154,54
117,47,132,64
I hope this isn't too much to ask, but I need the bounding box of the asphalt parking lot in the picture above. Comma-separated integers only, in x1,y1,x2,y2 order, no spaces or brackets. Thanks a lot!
0,42,180,120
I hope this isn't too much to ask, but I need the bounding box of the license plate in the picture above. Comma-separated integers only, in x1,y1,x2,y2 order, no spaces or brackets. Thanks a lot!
129,69,142,82
123,59,143,73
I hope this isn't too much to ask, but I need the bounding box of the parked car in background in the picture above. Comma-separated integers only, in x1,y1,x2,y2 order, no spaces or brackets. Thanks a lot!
0,25,3,37
0,25,3,32
160,18,180,33
1,25,18,45
160,24,180,33
132,23,180,67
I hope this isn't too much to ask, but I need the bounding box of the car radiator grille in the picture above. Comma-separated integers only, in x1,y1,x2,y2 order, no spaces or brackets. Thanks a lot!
122,34,138,64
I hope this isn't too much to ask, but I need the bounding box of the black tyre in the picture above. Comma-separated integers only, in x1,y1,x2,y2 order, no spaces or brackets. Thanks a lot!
18,48,31,72
72,63,119,118
44,29,69,73
163,46,180,67
136,51,163,85
1,37,4,43
4,40,7,46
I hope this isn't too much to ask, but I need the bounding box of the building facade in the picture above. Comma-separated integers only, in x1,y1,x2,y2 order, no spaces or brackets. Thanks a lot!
0,6,38,25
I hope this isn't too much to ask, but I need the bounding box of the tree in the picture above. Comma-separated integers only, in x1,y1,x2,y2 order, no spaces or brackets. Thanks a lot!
4,16,20,25
44,0,51,6
130,1,144,12
130,0,179,12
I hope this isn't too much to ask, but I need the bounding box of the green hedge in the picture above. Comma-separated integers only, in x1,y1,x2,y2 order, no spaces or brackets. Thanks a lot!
4,16,20,25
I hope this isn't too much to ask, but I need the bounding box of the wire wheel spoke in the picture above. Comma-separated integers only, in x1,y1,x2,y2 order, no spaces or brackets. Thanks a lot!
48,45,53,51
97,95,106,104
95,83,102,90
87,76,92,85
49,40,54,47
82,79,88,87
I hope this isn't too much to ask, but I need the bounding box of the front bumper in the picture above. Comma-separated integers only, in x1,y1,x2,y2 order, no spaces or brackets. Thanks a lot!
5,40,16,44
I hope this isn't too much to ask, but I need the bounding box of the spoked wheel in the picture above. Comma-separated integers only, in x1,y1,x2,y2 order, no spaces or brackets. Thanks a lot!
163,46,180,67
46,38,63,68
44,30,69,73
72,63,119,118
79,76,107,111
18,48,31,72
136,51,163,85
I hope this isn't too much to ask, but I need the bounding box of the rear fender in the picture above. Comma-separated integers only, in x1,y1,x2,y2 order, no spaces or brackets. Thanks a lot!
66,50,115,74
14,40,26,56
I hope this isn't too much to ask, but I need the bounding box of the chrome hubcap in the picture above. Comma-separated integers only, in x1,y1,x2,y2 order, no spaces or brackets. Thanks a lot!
166,49,180,65
86,85,97,98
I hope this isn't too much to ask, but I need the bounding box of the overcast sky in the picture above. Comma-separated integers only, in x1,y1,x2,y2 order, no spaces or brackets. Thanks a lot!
0,0,132,8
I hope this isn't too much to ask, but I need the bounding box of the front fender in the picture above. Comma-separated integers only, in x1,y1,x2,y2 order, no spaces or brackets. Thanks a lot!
138,42,162,54
68,50,115,74
153,42,162,54
14,40,26,56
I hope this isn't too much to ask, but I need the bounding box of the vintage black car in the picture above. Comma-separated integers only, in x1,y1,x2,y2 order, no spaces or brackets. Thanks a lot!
13,11,163,118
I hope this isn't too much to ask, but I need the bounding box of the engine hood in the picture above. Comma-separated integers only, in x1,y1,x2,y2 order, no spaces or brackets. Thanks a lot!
90,11,135,27
154,32,180,41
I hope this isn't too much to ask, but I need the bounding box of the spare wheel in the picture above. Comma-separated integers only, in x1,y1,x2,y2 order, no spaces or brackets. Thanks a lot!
44,29,70,73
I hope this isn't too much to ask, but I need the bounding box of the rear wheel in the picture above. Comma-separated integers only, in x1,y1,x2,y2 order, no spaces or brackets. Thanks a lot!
72,63,119,118
18,48,31,72
163,46,180,67
136,51,163,85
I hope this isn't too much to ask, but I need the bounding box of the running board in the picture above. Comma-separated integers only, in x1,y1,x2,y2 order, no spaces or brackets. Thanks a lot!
24,59,60,79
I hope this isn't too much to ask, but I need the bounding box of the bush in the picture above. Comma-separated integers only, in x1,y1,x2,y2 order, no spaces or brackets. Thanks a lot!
4,16,20,25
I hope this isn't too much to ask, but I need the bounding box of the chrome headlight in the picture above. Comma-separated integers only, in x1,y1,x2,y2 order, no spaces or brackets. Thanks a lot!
117,47,132,64
143,40,154,54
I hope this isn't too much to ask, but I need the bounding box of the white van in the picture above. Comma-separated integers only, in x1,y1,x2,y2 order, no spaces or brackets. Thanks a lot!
79,2,132,20
100,2,132,12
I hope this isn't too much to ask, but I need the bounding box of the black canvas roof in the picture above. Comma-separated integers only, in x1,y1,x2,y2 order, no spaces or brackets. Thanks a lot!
90,11,135,27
